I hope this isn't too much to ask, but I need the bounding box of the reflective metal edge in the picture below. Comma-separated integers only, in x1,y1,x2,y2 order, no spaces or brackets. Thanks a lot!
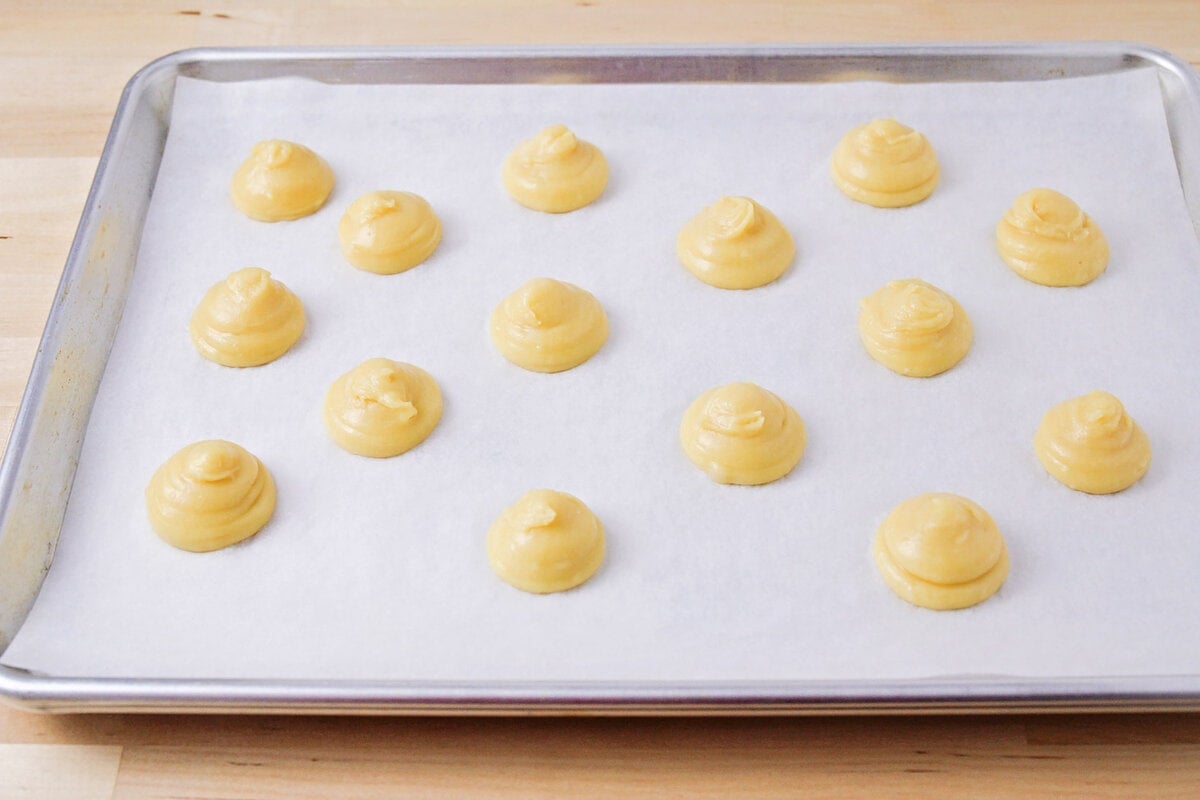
1,42,1198,715
3,672,1200,715
0,42,177,656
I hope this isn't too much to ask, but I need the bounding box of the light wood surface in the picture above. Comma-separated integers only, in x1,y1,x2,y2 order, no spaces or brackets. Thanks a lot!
3,2,1200,797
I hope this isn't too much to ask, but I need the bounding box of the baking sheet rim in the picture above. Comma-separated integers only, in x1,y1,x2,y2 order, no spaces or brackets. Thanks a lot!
3,41,1200,713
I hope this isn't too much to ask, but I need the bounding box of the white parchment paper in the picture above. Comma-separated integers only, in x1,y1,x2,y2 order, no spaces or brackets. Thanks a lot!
6,69,1200,681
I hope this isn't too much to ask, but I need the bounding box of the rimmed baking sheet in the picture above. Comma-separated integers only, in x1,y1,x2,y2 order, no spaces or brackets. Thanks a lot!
2,44,1200,712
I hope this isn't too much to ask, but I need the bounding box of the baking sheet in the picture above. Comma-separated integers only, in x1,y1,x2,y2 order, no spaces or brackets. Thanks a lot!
5,68,1200,682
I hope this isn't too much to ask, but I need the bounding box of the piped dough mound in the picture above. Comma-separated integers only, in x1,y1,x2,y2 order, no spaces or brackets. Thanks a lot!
338,190,442,275
679,382,806,486
145,440,276,553
489,277,609,373
1034,390,1151,494
858,278,973,377
996,188,1109,287
323,357,443,458
502,124,608,213
831,118,940,208
487,489,606,594
189,267,306,367
873,493,1010,610
676,196,796,289
230,139,334,222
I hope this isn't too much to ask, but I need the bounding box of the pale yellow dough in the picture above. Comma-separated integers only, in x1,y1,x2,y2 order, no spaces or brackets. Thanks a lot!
858,278,973,377
230,139,334,222
338,190,442,274
323,358,443,458
189,267,305,367
1034,390,1151,494
489,277,608,373
873,493,1009,611
146,440,276,553
996,188,1109,287
680,382,806,486
502,124,608,213
676,196,796,289
831,118,940,208
487,489,606,594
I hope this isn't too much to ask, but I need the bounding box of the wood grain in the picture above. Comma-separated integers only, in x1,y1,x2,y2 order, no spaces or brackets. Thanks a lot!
1,714,1199,798
2,2,1200,797
0,744,121,800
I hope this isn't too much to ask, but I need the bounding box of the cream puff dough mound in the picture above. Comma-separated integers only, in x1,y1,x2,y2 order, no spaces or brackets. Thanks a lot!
487,489,606,594
324,358,443,458
146,440,276,553
858,278,973,377
677,196,796,289
873,493,1009,611
489,277,608,373
680,382,806,486
338,190,442,275
502,124,608,213
190,267,305,367
831,118,940,208
1035,390,1151,494
230,139,334,222
996,188,1109,287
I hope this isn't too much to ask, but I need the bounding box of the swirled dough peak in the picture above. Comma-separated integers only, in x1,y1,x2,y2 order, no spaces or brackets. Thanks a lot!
338,190,442,274
189,267,306,367
996,188,1109,286
229,139,334,222
1034,390,1151,494
858,278,973,377
145,440,276,552
831,118,940,208
489,277,609,373
873,493,1009,610
487,489,606,593
680,382,806,486
676,196,796,289
323,358,443,458
502,124,609,213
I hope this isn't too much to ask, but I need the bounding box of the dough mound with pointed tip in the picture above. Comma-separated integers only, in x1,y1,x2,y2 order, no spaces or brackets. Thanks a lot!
338,190,442,275
873,493,1009,610
190,267,305,367
323,357,443,458
996,188,1109,287
676,196,795,289
679,382,806,486
831,118,939,208
146,440,276,553
502,124,608,213
1034,390,1151,494
487,489,606,593
230,139,334,221
489,277,608,373
858,278,972,377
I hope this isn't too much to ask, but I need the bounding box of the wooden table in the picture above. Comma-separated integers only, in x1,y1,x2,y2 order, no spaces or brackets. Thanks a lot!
3,3,1199,797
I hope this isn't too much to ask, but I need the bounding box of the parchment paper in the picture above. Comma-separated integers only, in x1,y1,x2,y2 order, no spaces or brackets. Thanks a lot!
6,69,1200,681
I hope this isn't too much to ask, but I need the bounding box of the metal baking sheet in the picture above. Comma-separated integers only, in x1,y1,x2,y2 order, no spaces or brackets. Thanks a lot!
3,43,1200,714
